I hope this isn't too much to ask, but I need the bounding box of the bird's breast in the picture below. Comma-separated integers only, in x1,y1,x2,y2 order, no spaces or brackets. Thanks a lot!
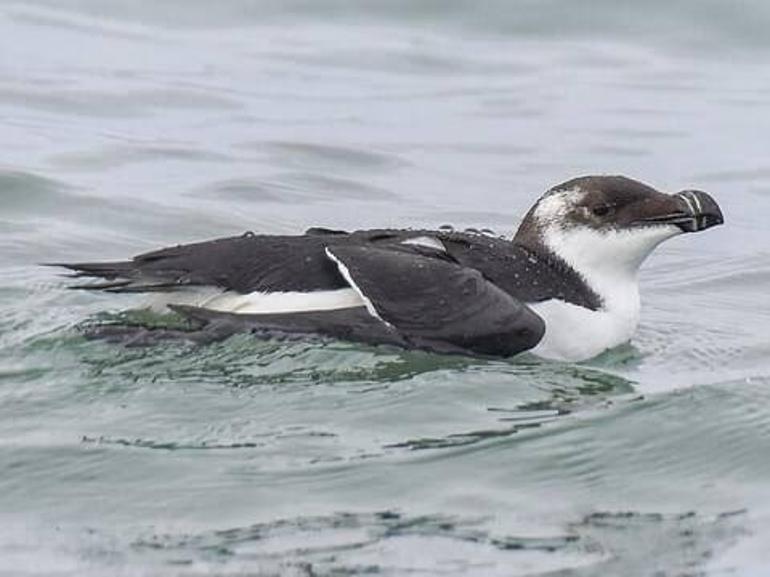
527,295,640,362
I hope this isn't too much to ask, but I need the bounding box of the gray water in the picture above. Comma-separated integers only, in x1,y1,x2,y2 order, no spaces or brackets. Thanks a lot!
2,1,770,575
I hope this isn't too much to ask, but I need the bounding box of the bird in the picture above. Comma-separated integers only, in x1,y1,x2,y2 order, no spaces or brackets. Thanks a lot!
55,175,724,362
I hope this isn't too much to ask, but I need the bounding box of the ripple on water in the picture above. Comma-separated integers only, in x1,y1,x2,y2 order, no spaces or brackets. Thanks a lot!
49,144,232,171
251,140,409,172
189,177,309,204
191,172,398,204
37,320,642,468
6,4,164,42
91,508,742,576
0,170,75,214
694,166,770,184
127,510,597,576
1,2,769,574
274,171,399,201
478,376,770,493
0,87,242,118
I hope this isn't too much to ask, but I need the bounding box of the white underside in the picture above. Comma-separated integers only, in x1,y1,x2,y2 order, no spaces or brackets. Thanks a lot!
528,297,639,362
528,219,681,362
149,287,364,314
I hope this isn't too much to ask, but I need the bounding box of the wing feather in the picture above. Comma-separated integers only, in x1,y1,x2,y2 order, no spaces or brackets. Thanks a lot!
324,245,544,357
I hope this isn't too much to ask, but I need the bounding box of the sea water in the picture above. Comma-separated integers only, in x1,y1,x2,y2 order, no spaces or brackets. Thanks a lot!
1,1,770,574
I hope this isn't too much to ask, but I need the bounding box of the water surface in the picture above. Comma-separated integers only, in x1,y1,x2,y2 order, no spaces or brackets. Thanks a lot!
1,1,770,575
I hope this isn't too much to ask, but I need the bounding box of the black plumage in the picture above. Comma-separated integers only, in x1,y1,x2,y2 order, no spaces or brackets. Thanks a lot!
58,229,568,357
60,229,600,309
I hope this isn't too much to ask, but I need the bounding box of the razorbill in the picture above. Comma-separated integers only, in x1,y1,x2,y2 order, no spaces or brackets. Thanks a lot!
56,175,723,362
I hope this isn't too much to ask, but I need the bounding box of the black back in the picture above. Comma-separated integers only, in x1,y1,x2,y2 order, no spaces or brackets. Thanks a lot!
63,228,600,310
439,233,601,310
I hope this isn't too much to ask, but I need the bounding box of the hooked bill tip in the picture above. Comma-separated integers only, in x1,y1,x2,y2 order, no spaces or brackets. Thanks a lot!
674,190,724,232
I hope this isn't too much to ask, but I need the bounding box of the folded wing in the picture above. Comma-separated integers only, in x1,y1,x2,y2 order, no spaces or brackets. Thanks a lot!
318,244,544,357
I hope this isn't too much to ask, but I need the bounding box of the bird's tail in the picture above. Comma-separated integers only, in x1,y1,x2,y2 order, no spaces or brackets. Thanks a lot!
45,261,180,293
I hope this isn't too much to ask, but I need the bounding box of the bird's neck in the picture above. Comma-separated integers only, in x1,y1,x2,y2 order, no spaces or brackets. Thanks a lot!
519,236,642,362
541,227,643,316
516,230,642,315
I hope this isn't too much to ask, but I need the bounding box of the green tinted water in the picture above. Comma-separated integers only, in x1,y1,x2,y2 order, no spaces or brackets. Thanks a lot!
1,2,770,575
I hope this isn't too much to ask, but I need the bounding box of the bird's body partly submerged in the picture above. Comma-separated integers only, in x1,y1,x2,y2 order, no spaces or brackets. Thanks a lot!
57,176,723,362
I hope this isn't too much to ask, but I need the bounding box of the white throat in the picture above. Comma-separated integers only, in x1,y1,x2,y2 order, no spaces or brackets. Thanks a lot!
528,224,680,362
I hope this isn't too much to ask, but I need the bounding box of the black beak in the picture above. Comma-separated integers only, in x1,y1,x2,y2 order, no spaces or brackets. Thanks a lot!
672,190,724,232
637,190,724,233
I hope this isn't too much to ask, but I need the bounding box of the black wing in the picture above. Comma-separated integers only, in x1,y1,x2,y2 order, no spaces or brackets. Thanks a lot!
55,228,451,294
321,244,544,357
165,243,544,357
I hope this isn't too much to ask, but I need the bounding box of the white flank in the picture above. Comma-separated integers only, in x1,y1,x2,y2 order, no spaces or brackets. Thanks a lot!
530,223,682,362
149,286,364,314
324,247,392,327
529,298,638,362
401,236,446,251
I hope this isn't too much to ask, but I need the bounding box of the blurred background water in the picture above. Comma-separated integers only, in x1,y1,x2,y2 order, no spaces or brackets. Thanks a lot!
1,1,770,575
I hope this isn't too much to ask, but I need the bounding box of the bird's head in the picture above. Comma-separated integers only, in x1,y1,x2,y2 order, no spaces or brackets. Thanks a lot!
514,175,724,280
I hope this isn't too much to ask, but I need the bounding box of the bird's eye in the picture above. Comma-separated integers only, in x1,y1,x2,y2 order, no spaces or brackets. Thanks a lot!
592,204,613,217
